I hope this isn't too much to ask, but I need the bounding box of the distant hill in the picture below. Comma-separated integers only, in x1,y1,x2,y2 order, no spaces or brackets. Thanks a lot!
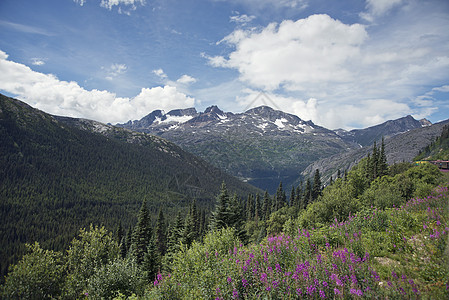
335,115,431,147
0,93,259,280
302,119,449,183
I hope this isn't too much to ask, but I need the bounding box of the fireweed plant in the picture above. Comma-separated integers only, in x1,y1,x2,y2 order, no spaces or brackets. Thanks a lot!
148,186,449,299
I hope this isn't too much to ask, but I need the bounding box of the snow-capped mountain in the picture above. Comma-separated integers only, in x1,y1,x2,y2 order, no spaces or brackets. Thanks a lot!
118,105,352,192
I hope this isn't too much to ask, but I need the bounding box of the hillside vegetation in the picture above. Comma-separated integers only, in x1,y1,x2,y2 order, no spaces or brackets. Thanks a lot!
2,150,448,298
0,94,259,281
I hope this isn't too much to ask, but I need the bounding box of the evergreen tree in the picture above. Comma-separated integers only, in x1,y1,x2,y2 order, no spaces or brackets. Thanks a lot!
289,185,296,207
262,191,271,220
378,137,388,177
229,193,247,243
312,169,322,201
166,212,184,254
246,194,254,221
120,235,128,259
209,182,231,231
303,179,312,208
370,141,379,181
274,182,286,210
154,209,167,257
181,202,198,247
254,193,261,222
142,235,159,282
116,221,123,245
295,183,303,210
131,199,152,264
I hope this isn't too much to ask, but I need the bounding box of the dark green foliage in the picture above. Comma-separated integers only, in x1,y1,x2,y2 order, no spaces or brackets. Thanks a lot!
312,169,322,201
262,191,271,220
274,182,287,211
142,236,159,282
130,200,152,264
154,209,167,257
303,179,312,208
209,182,232,231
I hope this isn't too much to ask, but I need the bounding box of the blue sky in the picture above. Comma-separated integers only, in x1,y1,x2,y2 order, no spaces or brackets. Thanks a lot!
0,0,448,129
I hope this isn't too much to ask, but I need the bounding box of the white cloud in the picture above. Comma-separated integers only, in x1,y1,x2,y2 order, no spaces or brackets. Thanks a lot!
213,14,368,91
214,0,308,11
104,63,127,80
31,58,46,66
360,0,404,22
153,68,167,79
100,0,145,10
176,74,197,85
230,14,256,25
0,50,195,124
73,0,86,6
208,6,449,129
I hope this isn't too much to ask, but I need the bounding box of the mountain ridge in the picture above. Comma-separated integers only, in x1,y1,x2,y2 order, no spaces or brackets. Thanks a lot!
117,105,430,192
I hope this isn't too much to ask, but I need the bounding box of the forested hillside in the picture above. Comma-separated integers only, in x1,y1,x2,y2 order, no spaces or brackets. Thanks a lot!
0,94,259,281
2,134,448,298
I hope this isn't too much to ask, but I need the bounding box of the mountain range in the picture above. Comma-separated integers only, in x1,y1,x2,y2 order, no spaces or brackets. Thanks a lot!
118,106,432,192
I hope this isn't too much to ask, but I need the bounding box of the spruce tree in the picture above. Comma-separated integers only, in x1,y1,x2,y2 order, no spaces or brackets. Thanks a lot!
154,209,167,257
312,169,322,201
289,186,296,207
131,199,152,264
303,179,312,208
262,191,271,220
378,137,388,177
246,194,254,221
254,193,261,222
209,182,231,231
274,182,286,210
142,235,159,282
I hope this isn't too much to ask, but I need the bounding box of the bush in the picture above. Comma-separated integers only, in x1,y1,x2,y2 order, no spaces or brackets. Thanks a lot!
1,242,65,299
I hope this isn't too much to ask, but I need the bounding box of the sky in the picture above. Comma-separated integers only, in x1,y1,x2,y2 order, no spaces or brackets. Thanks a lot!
0,0,448,129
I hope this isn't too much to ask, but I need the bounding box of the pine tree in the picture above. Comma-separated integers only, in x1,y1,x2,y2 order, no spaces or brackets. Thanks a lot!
116,221,123,244
154,209,167,257
312,169,322,201
131,199,152,264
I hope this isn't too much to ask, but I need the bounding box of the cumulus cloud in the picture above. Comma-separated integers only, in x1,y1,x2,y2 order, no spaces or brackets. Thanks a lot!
0,50,194,124
176,74,197,85
207,6,449,129
212,14,368,91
